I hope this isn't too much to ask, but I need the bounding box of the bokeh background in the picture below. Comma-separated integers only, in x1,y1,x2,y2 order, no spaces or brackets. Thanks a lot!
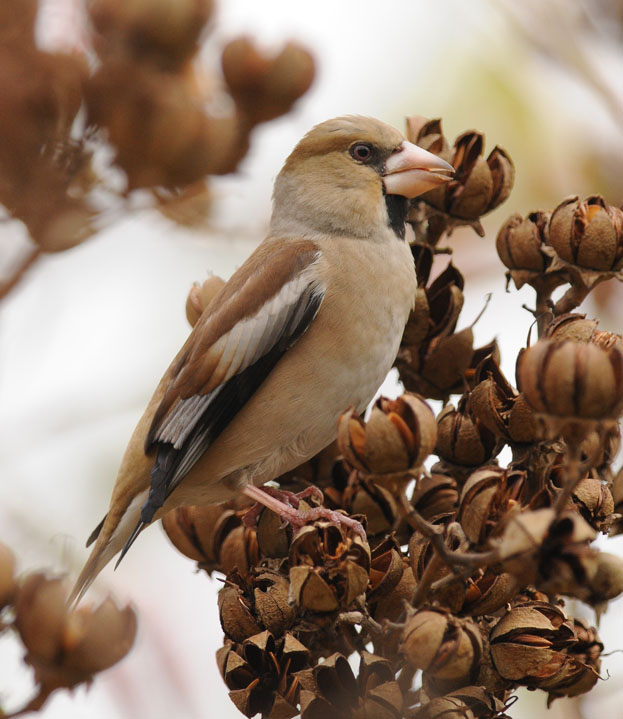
1,1,622,717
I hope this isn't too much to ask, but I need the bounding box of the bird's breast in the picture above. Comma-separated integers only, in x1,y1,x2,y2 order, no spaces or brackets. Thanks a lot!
178,233,417,495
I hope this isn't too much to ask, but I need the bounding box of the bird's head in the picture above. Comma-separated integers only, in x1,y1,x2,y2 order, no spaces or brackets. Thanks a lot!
270,115,454,240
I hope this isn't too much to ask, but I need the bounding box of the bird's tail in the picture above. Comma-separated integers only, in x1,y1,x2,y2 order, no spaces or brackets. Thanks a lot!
69,489,148,605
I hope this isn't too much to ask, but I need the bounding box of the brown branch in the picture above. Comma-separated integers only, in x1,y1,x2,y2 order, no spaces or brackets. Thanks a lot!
0,247,42,301
397,494,499,570
552,283,591,318
554,435,584,514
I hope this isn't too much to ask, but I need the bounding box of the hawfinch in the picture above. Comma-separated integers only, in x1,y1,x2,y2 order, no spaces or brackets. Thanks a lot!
71,116,453,602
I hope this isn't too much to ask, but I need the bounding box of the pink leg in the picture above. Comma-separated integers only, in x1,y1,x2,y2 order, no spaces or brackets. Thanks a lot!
243,485,366,540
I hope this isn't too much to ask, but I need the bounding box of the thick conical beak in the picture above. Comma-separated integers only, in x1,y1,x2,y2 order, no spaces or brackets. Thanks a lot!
383,140,454,198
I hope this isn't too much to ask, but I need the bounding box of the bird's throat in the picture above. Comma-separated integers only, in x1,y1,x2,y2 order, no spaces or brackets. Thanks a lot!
384,194,408,240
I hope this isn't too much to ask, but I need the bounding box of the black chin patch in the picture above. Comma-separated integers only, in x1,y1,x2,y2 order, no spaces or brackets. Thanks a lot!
384,193,408,240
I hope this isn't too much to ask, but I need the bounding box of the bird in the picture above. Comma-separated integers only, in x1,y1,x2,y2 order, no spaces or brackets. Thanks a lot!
70,115,453,602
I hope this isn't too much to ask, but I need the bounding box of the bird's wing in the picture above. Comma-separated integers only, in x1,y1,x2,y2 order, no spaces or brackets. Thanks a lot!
140,238,325,523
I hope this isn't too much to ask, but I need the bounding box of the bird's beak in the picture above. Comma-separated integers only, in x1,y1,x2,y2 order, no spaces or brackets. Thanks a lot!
383,140,454,198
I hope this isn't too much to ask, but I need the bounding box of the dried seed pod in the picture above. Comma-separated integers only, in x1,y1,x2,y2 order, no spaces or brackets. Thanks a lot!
89,0,214,70
222,38,315,126
185,274,226,326
436,402,498,467
0,0,38,47
218,569,295,642
545,313,598,343
548,195,623,271
400,609,482,687
584,551,623,605
15,573,136,689
401,251,464,350
219,525,260,577
408,513,465,612
458,466,526,545
554,475,614,532
288,520,370,612
340,474,399,537
15,574,70,663
540,618,602,701
517,339,623,421
217,631,309,719
468,354,539,444
86,61,243,187
410,124,515,222
396,256,483,400
610,466,623,536
494,507,619,603
298,651,403,719
406,117,452,162
162,502,241,573
489,602,576,687
496,210,550,272
462,570,520,616
411,473,459,520
367,536,405,600
371,565,417,626
410,685,508,719
218,579,262,643
256,506,293,558
338,393,437,475
495,509,589,584
0,541,17,609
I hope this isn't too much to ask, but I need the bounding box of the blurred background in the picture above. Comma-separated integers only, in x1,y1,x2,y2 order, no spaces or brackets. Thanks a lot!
1,0,622,717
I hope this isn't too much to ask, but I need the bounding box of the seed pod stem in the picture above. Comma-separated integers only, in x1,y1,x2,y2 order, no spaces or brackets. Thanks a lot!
398,494,499,573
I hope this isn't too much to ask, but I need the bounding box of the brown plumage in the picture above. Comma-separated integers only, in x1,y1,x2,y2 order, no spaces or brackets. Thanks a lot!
71,116,453,602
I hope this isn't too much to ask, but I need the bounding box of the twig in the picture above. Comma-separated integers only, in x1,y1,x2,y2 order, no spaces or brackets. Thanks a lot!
552,283,591,318
0,247,42,301
336,611,384,637
397,494,499,569
554,437,583,514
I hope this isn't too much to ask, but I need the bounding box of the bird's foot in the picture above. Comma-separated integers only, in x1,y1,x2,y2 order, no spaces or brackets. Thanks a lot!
242,484,366,541
242,485,324,528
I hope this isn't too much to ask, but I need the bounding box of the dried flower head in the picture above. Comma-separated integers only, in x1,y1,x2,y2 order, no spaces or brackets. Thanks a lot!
517,339,623,422
298,651,403,719
436,402,499,468
496,211,550,273
411,473,459,520
489,601,576,688
161,501,242,573
406,117,514,239
218,568,295,642
458,466,526,545
401,609,483,690
222,38,315,126
217,631,309,719
548,195,623,272
338,393,437,476
410,685,509,719
288,520,370,612
89,0,214,70
15,573,136,691
468,354,539,444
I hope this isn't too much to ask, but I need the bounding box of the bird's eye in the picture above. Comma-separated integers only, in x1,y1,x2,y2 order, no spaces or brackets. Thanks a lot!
349,143,373,162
